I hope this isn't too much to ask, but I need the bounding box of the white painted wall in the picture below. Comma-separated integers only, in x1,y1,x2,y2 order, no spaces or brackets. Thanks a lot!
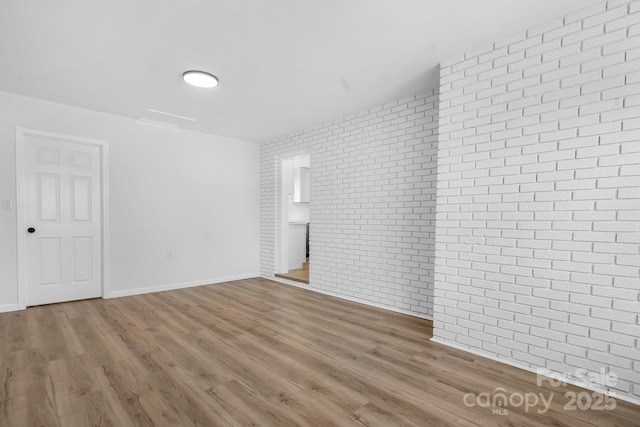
0,90,260,310
434,0,640,404
262,90,439,318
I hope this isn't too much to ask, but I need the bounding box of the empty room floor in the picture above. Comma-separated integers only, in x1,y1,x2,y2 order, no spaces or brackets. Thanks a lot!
1,278,638,426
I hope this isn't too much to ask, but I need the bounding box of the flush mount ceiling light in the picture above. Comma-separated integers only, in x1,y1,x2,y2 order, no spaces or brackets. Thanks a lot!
182,70,219,88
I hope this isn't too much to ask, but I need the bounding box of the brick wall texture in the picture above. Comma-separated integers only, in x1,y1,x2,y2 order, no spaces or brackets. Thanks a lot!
261,90,439,318
260,0,640,403
434,0,640,401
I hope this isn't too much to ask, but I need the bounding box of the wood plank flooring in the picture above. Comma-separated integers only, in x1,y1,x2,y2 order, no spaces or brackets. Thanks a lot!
275,257,310,284
1,278,638,426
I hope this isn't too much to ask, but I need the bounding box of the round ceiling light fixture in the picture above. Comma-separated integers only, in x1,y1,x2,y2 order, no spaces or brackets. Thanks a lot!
182,70,219,88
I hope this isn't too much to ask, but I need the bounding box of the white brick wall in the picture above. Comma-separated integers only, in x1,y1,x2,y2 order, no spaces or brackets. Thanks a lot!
434,0,640,402
261,91,438,318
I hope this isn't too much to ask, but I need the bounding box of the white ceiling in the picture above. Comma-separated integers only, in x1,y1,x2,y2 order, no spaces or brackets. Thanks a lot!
0,0,597,142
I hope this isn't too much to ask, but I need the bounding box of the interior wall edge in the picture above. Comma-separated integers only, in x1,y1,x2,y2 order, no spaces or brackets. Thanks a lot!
264,275,435,322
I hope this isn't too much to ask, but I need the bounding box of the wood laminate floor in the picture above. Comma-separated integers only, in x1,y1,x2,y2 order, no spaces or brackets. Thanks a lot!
276,258,310,284
1,278,638,426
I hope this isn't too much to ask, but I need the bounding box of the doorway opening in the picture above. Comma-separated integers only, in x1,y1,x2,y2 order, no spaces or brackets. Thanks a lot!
275,153,310,284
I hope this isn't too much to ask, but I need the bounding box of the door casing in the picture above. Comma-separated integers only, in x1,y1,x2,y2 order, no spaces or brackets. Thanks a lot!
15,127,110,310
277,150,310,275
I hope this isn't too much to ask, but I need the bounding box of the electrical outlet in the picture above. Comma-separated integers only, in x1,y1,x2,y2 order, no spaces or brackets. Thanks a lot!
166,250,173,260
1,199,13,211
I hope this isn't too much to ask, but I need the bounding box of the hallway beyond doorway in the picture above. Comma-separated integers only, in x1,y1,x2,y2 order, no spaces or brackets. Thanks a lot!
275,257,309,284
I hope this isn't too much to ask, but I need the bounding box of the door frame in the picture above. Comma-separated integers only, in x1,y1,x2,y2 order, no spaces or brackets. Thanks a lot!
15,127,110,309
277,150,310,275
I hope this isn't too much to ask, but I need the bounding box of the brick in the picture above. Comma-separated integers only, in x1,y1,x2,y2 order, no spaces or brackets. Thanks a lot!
593,242,638,254
567,335,608,352
597,175,640,187
579,98,624,115
573,210,615,221
558,114,600,130
509,54,545,77
600,129,640,145
508,35,543,53
564,2,607,24
610,344,640,361
593,328,636,348
574,166,617,179
582,28,627,50
552,321,589,337
506,75,542,92
526,40,564,59
623,116,640,130
572,188,616,200
531,307,569,322
612,321,640,337
581,75,626,95
431,3,640,400
542,21,581,42
541,64,583,83
537,170,574,182
562,24,604,45
625,93,640,106
569,314,611,331
576,143,619,158
569,293,612,308
577,121,622,137
515,332,548,348
620,164,640,175
542,43,581,62
560,70,602,90
602,60,640,78
524,80,560,97
548,341,587,357
477,46,508,64
619,187,640,198
625,44,640,60
581,51,626,73
557,158,598,170
587,349,633,369
582,4,627,29
606,9,640,32
545,86,582,104
262,91,438,318
602,83,640,100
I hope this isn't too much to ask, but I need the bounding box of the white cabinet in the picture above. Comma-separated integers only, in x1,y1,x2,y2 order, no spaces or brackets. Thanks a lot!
293,167,310,203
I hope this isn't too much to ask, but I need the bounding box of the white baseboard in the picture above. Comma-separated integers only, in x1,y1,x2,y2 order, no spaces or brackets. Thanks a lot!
106,272,260,299
263,275,434,321
0,303,20,313
430,337,640,407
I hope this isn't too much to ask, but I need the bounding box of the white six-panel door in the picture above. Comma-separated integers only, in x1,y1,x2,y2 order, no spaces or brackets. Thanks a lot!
21,131,103,306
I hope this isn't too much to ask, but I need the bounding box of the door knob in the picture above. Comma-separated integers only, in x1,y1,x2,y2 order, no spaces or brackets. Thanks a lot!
27,227,36,233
